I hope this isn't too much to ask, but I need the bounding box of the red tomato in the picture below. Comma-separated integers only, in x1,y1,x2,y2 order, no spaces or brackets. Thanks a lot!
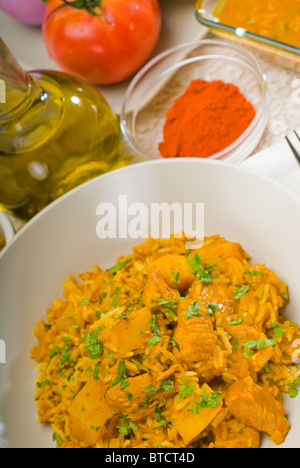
43,0,162,85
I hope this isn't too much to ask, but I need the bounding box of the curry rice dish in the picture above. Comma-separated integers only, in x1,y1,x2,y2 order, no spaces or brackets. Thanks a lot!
31,235,300,448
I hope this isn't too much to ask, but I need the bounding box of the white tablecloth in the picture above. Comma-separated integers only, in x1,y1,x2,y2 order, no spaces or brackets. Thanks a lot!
242,137,300,200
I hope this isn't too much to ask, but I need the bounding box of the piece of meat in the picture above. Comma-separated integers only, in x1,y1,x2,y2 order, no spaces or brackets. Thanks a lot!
227,323,260,341
213,419,260,448
142,254,194,310
173,299,216,364
251,345,274,372
142,270,180,309
69,380,118,446
228,323,275,372
225,376,290,445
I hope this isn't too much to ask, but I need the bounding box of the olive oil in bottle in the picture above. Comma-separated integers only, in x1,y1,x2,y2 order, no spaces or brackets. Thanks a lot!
0,39,129,220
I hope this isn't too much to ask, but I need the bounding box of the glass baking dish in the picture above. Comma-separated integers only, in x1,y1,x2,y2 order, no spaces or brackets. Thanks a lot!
195,0,300,64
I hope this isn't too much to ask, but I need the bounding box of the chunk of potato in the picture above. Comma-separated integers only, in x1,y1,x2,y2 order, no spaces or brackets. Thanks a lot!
173,383,222,445
69,380,118,446
101,307,152,355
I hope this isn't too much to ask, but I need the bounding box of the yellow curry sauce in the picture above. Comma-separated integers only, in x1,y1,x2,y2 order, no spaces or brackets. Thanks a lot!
214,0,300,48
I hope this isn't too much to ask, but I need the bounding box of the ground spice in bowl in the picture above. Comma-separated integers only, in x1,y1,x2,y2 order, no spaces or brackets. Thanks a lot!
158,79,256,159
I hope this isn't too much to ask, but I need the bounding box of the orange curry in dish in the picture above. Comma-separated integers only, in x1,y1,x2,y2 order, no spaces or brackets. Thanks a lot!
31,235,299,448
214,0,300,49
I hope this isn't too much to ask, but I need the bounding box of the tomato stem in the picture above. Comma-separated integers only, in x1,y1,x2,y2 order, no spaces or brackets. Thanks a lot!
44,0,106,18
63,0,104,17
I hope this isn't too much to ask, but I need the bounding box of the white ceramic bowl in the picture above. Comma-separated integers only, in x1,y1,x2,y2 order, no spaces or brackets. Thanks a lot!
0,159,300,448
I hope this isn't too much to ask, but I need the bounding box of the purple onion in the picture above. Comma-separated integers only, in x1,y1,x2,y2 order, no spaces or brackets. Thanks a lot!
0,0,47,26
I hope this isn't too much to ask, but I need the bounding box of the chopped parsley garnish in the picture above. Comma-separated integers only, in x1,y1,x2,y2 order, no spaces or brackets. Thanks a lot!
37,379,50,388
116,415,138,435
187,254,213,284
111,287,121,297
271,322,286,338
185,300,201,320
99,292,107,304
169,336,180,351
145,384,158,393
80,298,88,306
59,345,74,370
108,258,131,275
147,313,162,347
160,379,174,392
244,270,263,277
49,346,60,358
290,380,300,399
243,339,259,349
242,338,276,356
147,335,161,347
151,297,181,318
52,433,63,446
62,336,71,343
90,426,101,432
155,405,169,428
84,327,104,359
289,387,299,399
111,297,121,309
149,314,161,336
49,343,75,372
120,379,130,390
144,379,174,404
205,301,218,315
144,384,160,404
136,286,145,306
228,317,243,325
93,362,100,381
233,284,250,299
109,361,130,391
188,390,222,415
178,383,194,400
170,270,180,285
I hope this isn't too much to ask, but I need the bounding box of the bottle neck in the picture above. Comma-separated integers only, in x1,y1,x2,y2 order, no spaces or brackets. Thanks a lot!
0,39,41,122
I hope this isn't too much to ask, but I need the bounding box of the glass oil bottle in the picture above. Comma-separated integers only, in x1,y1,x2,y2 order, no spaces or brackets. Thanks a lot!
0,39,130,220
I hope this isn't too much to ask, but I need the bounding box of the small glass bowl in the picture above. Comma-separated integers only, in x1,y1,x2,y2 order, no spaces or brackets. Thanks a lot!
121,40,269,164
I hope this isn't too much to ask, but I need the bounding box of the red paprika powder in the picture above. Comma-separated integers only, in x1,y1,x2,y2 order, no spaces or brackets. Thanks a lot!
158,79,256,159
